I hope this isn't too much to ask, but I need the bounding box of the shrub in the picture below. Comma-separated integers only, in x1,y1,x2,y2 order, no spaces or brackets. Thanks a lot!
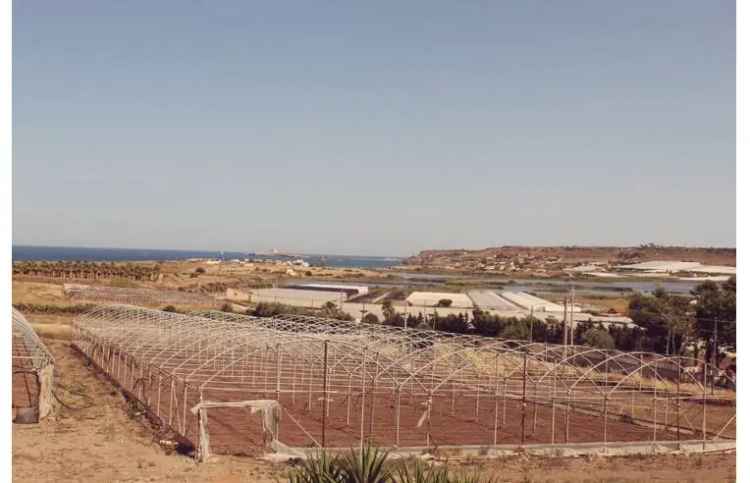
583,327,616,349
436,298,453,307
195,267,206,274
362,313,380,324
472,309,503,337
162,305,178,313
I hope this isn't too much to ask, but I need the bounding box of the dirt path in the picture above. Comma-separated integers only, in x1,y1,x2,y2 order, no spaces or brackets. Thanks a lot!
13,336,736,482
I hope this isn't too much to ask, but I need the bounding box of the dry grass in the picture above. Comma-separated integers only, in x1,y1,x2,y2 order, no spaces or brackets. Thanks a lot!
12,281,67,305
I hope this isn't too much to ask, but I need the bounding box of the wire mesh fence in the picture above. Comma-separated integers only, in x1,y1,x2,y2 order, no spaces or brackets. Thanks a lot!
64,284,220,308
71,305,735,459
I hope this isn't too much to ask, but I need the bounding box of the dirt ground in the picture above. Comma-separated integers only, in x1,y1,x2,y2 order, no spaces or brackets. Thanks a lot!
12,335,736,482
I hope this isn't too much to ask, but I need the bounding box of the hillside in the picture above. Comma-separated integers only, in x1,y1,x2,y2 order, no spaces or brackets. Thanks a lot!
402,246,736,273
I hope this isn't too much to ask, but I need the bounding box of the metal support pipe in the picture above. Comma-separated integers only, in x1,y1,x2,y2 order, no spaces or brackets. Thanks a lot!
395,387,401,447
521,351,528,445
368,352,380,443
603,396,608,452
275,343,281,403
321,340,329,448
360,347,367,449
676,358,681,448
702,366,708,450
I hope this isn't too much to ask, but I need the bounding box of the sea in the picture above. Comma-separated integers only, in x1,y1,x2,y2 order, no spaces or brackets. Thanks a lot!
12,245,402,269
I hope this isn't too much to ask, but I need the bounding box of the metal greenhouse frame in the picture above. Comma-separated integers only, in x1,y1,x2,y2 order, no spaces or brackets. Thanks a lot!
71,305,735,460
12,308,55,422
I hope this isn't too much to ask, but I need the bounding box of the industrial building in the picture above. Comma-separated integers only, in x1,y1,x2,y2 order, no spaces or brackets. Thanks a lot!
284,283,368,298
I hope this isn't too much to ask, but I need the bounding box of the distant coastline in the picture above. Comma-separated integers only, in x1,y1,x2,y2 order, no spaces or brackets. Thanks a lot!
12,245,401,269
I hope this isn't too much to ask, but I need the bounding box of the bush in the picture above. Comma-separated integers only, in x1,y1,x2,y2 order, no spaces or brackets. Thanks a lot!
583,327,616,349
472,309,503,337
435,313,470,334
436,298,453,307
195,267,206,274
362,313,380,324
500,318,530,340
12,303,96,315
162,305,178,313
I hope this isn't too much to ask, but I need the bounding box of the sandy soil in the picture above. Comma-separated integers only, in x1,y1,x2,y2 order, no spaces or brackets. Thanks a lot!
12,336,735,482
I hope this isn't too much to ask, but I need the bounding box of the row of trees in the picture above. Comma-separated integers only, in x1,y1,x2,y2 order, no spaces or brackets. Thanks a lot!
375,301,633,351
372,277,737,356
628,277,736,358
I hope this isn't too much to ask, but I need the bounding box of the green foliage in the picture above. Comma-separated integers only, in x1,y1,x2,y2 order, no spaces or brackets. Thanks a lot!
582,327,616,349
288,449,344,483
12,303,96,315
250,301,353,321
288,445,391,483
691,276,736,351
628,289,693,354
362,313,380,324
382,300,397,321
471,310,502,337
499,318,530,340
288,448,498,483
395,460,449,483
435,313,470,334
320,301,355,321
338,444,393,483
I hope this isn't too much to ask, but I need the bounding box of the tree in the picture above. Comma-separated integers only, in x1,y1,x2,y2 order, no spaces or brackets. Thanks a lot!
320,301,354,321
472,309,503,337
692,276,736,356
583,327,616,350
362,312,379,324
628,289,692,354
381,300,396,321
500,318,530,340
435,313,470,334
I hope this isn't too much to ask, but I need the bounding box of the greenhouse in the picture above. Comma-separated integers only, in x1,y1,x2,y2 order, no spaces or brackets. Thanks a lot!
71,305,736,460
12,308,55,423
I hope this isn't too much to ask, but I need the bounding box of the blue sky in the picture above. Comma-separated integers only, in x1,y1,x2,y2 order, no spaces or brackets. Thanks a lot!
13,1,735,256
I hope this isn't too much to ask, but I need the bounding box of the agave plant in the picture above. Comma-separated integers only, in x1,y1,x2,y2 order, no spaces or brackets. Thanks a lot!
338,444,394,483
394,459,450,483
288,449,344,483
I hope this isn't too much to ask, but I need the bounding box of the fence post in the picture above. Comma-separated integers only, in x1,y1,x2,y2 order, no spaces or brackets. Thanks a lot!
360,347,367,450
676,358,681,449
702,365,707,450
368,352,380,443
275,343,282,403
395,387,401,447
322,340,329,448
603,395,608,453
